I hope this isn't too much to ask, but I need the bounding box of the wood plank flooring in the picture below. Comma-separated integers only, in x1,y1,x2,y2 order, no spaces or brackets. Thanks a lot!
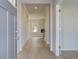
17,38,56,59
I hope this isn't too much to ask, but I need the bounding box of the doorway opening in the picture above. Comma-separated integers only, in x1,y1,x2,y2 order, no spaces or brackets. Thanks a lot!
17,4,55,59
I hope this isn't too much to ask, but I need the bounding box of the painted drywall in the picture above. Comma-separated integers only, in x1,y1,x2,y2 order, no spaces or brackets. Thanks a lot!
17,0,21,53
21,5,29,48
55,5,60,56
60,0,78,50
17,1,29,53
44,6,50,45
50,0,56,54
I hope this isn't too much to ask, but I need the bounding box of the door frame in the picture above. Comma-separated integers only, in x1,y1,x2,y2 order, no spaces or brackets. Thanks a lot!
17,2,52,53
17,1,22,53
56,5,61,56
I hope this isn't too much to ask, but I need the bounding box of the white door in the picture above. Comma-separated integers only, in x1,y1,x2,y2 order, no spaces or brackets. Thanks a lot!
0,0,17,59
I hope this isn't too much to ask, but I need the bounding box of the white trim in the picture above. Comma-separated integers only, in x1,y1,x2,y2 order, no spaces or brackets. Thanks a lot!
20,2,22,52
56,5,60,56
20,48,22,51
49,3,53,53
78,0,79,58
50,48,53,52
14,16,16,59
61,49,78,51
7,11,9,59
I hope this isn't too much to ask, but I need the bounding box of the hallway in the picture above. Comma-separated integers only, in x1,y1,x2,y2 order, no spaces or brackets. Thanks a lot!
0,0,78,59
17,38,55,59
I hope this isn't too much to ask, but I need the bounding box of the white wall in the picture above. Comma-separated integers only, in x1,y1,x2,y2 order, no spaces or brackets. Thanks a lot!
17,0,21,53
44,6,50,45
50,0,56,54
21,5,29,48
17,2,29,53
60,0,78,50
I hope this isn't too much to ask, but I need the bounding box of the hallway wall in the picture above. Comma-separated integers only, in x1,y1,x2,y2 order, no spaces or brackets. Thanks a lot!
17,0,21,53
17,2,29,53
44,6,50,45
21,5,29,48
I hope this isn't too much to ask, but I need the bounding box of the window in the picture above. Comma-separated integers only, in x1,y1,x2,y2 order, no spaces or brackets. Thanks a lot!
33,26,38,32
32,23,38,33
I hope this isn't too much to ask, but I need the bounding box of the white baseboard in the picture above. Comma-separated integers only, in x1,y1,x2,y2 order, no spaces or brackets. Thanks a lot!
61,49,78,51
32,37,43,39
17,48,22,54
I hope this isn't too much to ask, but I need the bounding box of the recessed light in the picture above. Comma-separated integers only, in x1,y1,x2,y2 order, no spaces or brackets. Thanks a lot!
34,6,38,9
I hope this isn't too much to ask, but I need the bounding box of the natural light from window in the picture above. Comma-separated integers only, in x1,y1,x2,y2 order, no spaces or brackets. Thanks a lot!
32,25,38,33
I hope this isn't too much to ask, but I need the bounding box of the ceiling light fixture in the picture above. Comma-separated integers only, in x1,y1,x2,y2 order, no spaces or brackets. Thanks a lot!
34,6,38,10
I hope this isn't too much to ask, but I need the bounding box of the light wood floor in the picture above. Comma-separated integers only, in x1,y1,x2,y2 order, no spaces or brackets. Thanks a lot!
17,38,56,59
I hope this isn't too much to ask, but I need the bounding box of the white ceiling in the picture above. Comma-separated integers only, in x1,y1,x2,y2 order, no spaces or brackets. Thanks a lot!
25,4,49,14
